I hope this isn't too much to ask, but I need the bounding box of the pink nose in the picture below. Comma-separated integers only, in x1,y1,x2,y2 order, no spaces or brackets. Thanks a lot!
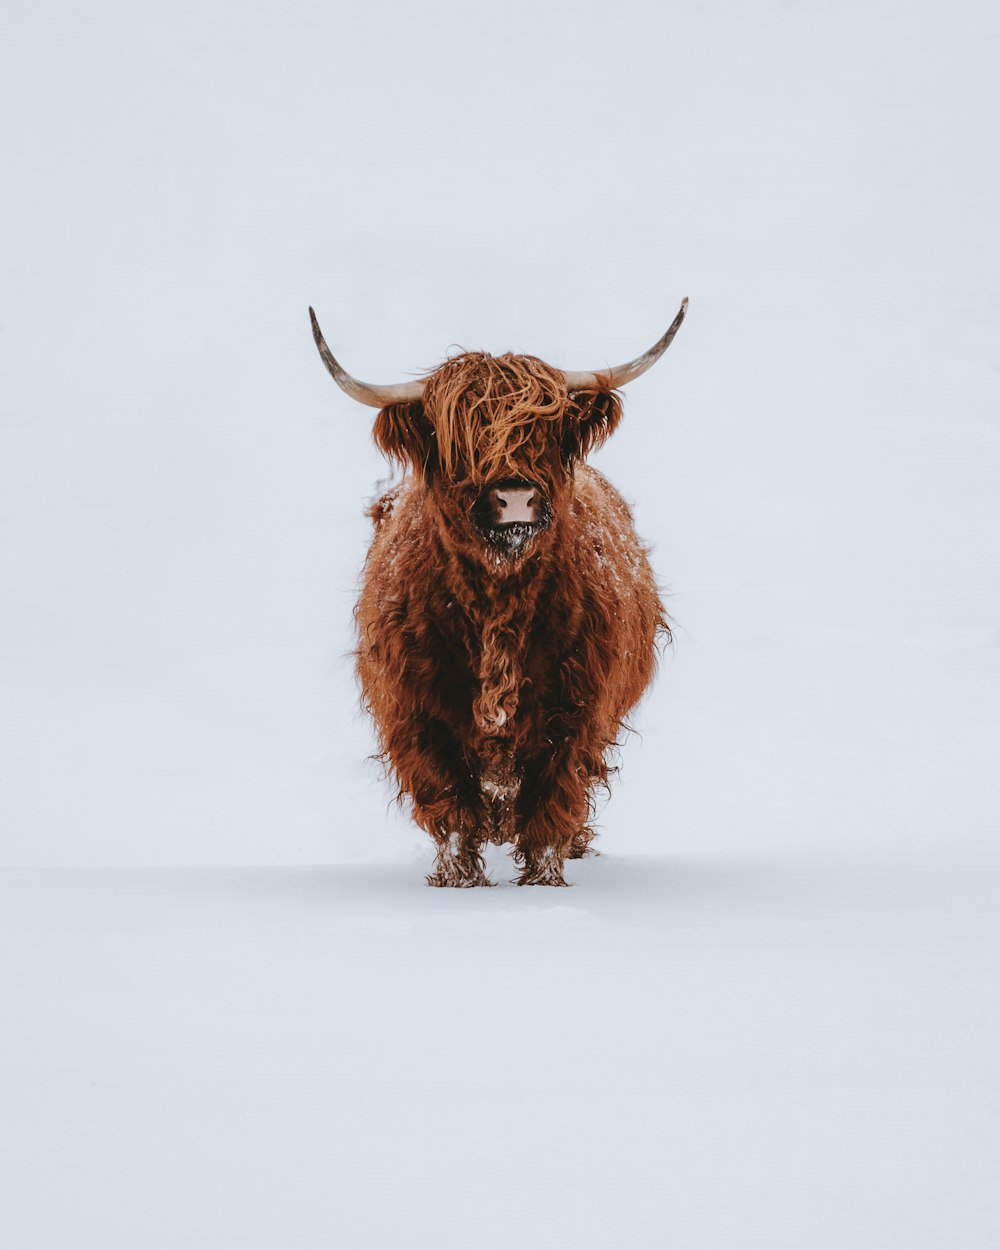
490,485,539,525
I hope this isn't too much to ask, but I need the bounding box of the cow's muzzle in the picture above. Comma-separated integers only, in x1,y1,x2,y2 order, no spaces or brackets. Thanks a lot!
473,479,552,556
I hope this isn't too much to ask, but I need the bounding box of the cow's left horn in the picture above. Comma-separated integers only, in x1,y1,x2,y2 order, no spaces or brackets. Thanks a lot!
563,297,688,390
309,308,426,408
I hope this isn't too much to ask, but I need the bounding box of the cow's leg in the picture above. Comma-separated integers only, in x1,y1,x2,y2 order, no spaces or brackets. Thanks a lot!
425,826,491,887
382,718,492,887
512,742,598,886
414,788,492,888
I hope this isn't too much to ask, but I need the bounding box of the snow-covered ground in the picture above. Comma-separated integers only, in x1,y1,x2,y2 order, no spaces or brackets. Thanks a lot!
2,0,999,1245
2,855,998,1248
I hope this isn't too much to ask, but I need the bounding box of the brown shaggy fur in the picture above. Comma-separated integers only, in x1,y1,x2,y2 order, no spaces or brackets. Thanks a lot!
355,351,668,886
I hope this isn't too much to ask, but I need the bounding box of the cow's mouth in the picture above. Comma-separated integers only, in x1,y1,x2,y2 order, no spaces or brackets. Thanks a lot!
473,479,552,557
482,520,548,558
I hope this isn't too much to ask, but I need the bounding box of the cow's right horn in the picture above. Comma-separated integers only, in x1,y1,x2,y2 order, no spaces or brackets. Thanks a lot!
309,308,426,408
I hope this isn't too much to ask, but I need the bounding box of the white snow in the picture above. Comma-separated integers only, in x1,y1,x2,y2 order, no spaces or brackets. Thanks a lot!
2,856,998,1248
2,0,999,1245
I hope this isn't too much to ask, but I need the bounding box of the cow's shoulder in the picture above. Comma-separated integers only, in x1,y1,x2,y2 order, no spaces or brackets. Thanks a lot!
366,475,418,532
570,466,643,559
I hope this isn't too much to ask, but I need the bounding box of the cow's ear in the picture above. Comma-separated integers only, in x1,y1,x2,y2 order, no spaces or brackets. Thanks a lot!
564,385,624,461
373,401,436,477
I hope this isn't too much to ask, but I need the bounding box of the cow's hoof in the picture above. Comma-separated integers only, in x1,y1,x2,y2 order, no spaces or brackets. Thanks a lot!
515,849,569,887
426,841,492,888
426,866,493,888
567,828,598,859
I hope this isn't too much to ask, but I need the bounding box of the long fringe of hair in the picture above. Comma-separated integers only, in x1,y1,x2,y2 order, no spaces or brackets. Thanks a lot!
422,351,569,484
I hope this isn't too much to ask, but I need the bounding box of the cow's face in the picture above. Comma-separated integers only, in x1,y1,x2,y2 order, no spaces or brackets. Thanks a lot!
308,301,686,561
372,352,623,561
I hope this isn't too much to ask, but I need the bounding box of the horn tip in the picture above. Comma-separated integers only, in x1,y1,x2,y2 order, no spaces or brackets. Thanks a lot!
308,307,327,351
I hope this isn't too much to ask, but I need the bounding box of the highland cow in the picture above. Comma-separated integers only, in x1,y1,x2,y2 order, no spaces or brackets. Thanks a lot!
309,299,687,886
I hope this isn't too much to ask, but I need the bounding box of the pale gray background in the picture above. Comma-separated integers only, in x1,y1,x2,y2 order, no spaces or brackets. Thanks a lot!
2,1,998,1246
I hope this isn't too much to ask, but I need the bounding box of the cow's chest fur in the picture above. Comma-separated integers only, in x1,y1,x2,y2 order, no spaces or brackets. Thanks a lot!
432,553,560,801
469,606,535,846
442,590,525,735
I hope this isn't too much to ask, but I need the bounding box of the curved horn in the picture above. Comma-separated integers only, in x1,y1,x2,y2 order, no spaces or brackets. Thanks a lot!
563,297,688,390
309,308,425,408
